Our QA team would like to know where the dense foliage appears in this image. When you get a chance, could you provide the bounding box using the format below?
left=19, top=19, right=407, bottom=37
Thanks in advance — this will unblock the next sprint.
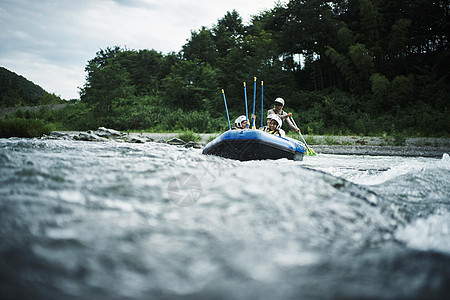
left=2, top=0, right=449, bottom=136
left=0, top=117, right=54, bottom=138
left=0, top=67, right=64, bottom=107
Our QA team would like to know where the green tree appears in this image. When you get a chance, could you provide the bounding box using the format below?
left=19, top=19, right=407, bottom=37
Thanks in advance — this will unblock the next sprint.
left=390, top=75, right=413, bottom=106
left=161, top=60, right=219, bottom=113
left=80, top=60, right=134, bottom=116
left=212, top=10, right=245, bottom=58
left=387, top=18, right=412, bottom=59
left=182, top=27, right=218, bottom=66
left=358, top=0, right=381, bottom=50
left=348, top=43, right=375, bottom=88
left=370, top=73, right=389, bottom=97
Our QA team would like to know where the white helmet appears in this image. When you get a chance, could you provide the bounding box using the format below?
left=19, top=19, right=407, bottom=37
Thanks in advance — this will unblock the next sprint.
left=274, top=97, right=285, bottom=106
left=267, top=114, right=282, bottom=129
left=234, top=115, right=247, bottom=128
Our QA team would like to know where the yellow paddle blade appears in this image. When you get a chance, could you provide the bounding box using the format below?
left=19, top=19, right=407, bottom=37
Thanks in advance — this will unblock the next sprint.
left=307, top=147, right=316, bottom=156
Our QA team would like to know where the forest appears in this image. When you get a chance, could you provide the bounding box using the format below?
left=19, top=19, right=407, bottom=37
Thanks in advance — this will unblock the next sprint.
left=0, top=67, right=63, bottom=107
left=2, top=0, right=449, bottom=137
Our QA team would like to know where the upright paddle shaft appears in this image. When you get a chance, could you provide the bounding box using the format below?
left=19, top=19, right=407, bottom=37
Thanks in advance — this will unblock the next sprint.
left=243, top=82, right=249, bottom=128
left=222, top=89, right=231, bottom=130
left=252, top=77, right=257, bottom=129
left=260, top=81, right=264, bottom=128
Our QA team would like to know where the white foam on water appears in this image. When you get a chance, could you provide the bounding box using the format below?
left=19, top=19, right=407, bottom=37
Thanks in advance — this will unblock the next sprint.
left=395, top=211, right=450, bottom=254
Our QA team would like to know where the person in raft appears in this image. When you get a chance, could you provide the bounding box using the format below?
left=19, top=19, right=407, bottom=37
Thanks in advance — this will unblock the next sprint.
left=267, top=97, right=300, bottom=133
left=261, top=114, right=285, bottom=137
left=233, top=114, right=256, bottom=130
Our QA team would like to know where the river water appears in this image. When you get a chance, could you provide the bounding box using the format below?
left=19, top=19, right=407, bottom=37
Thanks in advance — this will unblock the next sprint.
left=0, top=138, right=449, bottom=299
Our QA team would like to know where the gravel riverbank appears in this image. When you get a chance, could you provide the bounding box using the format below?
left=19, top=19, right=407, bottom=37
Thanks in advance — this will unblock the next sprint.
left=311, top=145, right=448, bottom=157
left=46, top=129, right=449, bottom=158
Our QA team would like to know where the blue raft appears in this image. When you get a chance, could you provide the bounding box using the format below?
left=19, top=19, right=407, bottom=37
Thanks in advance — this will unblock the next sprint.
left=202, top=129, right=307, bottom=161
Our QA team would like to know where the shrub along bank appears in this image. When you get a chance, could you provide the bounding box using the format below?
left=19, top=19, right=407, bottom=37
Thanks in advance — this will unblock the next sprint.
left=0, top=118, right=54, bottom=138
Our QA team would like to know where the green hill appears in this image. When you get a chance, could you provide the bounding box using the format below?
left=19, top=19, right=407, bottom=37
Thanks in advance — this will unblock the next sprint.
left=0, top=67, right=63, bottom=107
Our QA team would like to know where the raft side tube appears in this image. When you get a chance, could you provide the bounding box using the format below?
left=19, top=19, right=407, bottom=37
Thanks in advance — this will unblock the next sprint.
left=203, top=130, right=306, bottom=161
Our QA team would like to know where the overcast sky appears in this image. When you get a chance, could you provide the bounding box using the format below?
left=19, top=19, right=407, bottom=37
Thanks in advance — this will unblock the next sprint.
left=0, top=0, right=280, bottom=99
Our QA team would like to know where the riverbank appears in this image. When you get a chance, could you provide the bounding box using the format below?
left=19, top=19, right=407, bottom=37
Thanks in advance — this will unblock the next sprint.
left=299, top=135, right=450, bottom=157
left=40, top=129, right=450, bottom=158
left=310, top=145, right=448, bottom=157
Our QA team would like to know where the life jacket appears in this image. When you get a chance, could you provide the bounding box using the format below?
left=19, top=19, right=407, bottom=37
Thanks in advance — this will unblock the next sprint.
left=262, top=126, right=281, bottom=136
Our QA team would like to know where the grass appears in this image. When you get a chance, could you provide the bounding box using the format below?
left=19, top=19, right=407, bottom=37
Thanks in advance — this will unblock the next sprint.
left=304, top=135, right=319, bottom=145
left=177, top=131, right=201, bottom=143
left=323, top=136, right=339, bottom=145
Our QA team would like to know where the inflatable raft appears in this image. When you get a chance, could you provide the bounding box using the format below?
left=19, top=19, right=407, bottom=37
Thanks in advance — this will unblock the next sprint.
left=202, top=129, right=307, bottom=161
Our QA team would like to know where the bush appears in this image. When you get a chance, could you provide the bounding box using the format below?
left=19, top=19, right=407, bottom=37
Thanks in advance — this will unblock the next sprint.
left=354, top=113, right=376, bottom=135
left=0, top=118, right=53, bottom=138
left=106, top=102, right=226, bottom=133
left=370, top=73, right=390, bottom=96
left=177, top=131, right=201, bottom=143
left=175, top=110, right=213, bottom=133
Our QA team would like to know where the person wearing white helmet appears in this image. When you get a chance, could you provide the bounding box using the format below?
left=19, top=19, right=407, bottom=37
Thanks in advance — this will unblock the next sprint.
left=233, top=114, right=256, bottom=130
left=261, top=114, right=285, bottom=137
left=267, top=97, right=299, bottom=132
left=233, top=115, right=248, bottom=129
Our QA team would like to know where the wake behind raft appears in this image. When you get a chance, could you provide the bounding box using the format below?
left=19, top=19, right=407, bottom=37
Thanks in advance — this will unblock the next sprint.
left=202, top=129, right=307, bottom=161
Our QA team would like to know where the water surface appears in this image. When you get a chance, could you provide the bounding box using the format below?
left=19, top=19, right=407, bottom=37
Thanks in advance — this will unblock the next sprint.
left=1, top=139, right=449, bottom=299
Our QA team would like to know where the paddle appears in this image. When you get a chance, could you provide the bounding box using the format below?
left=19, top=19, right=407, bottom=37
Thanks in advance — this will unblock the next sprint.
left=260, top=81, right=264, bottom=128
left=243, top=82, right=249, bottom=128
left=252, top=77, right=257, bottom=129
left=289, top=116, right=316, bottom=156
left=222, top=89, right=231, bottom=130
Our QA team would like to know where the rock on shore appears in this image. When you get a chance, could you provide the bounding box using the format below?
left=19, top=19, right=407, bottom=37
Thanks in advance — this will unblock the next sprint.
left=43, top=128, right=204, bottom=148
